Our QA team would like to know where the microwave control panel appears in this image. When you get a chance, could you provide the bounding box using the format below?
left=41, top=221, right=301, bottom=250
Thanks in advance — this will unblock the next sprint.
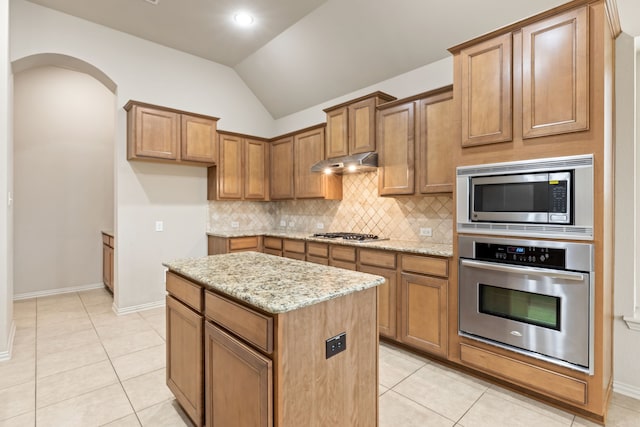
left=475, top=243, right=566, bottom=269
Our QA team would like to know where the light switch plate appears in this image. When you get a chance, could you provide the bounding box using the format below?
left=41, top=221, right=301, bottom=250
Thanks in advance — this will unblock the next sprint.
left=155, top=221, right=164, bottom=232
left=231, top=221, right=239, bottom=228
left=420, top=227, right=432, bottom=237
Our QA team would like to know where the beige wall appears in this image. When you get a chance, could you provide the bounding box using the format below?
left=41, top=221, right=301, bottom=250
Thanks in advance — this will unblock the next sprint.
left=12, top=66, right=114, bottom=296
left=0, top=0, right=13, bottom=357
left=613, top=33, right=640, bottom=397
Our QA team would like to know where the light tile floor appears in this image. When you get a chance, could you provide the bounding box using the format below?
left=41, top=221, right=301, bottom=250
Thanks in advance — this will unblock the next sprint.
left=1, top=288, right=639, bottom=426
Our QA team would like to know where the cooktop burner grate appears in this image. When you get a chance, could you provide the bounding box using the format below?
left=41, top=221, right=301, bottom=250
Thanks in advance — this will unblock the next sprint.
left=312, top=232, right=381, bottom=241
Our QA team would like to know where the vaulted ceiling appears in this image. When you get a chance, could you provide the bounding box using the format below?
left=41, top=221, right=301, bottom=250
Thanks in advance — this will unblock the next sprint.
left=24, top=0, right=640, bottom=118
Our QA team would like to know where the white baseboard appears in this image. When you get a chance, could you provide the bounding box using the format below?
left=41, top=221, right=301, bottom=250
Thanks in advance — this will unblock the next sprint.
left=613, top=381, right=640, bottom=400
left=0, top=321, right=16, bottom=362
left=112, top=299, right=165, bottom=315
left=13, top=282, right=105, bottom=300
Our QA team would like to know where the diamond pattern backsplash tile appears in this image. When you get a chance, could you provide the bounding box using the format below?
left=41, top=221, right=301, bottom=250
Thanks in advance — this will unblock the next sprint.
left=208, top=171, right=453, bottom=244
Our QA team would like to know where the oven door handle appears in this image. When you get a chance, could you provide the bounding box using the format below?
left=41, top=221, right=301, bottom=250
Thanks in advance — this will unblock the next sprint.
left=460, top=259, right=586, bottom=281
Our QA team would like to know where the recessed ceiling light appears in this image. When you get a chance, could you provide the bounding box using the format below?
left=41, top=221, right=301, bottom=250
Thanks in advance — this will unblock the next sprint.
left=233, top=12, right=254, bottom=26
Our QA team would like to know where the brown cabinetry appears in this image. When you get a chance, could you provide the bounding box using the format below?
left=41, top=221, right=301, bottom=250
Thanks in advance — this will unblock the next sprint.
left=324, top=92, right=396, bottom=158
left=377, top=87, right=455, bottom=196
left=166, top=273, right=204, bottom=426
left=101, top=232, right=114, bottom=293
left=208, top=132, right=269, bottom=201
left=454, top=5, right=588, bottom=147
left=283, top=239, right=306, bottom=261
left=204, top=322, right=272, bottom=427
left=208, top=235, right=262, bottom=255
left=125, top=101, right=218, bottom=165
left=269, top=136, right=295, bottom=200
left=270, top=126, right=342, bottom=200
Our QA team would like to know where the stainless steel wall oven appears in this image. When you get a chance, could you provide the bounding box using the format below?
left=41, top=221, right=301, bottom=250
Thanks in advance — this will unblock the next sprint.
left=458, top=235, right=594, bottom=374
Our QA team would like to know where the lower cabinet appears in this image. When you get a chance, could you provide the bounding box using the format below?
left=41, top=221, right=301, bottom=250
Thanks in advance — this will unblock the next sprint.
left=166, top=294, right=204, bottom=426
left=204, top=322, right=272, bottom=427
left=399, top=273, right=448, bottom=357
left=101, top=232, right=114, bottom=293
left=359, top=264, right=397, bottom=340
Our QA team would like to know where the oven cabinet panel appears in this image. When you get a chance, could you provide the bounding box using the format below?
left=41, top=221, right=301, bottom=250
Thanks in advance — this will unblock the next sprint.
left=459, top=343, right=587, bottom=405
left=204, top=322, right=273, bottom=427
left=399, top=273, right=448, bottom=357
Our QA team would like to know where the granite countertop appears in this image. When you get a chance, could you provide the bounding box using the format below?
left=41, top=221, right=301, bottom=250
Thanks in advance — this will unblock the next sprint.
left=163, top=251, right=385, bottom=314
left=206, top=230, right=453, bottom=257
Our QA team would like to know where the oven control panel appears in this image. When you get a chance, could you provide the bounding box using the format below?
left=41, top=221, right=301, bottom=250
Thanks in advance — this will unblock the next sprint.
left=475, top=243, right=566, bottom=269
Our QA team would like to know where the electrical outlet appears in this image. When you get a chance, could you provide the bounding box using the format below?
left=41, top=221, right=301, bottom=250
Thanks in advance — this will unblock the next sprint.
left=280, top=220, right=286, bottom=227
left=325, top=332, right=346, bottom=359
left=420, top=227, right=432, bottom=237
left=288, top=221, right=295, bottom=228
left=316, top=222, right=324, bottom=230
left=155, top=221, right=163, bottom=232
left=231, top=221, right=239, bottom=228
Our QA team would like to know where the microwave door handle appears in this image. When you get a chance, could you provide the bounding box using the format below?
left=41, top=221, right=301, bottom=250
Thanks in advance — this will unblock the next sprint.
left=460, top=259, right=585, bottom=281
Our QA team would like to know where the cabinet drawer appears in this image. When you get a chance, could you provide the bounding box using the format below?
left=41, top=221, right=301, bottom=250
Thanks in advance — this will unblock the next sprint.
left=263, top=248, right=282, bottom=257
left=283, top=239, right=305, bottom=254
left=360, top=249, right=396, bottom=269
left=307, top=242, right=329, bottom=258
left=102, top=234, right=110, bottom=245
left=307, top=255, right=329, bottom=265
left=330, top=260, right=356, bottom=271
left=204, top=291, right=273, bottom=354
left=229, top=236, right=260, bottom=251
left=331, top=245, right=356, bottom=262
left=263, top=237, right=282, bottom=250
left=166, top=272, right=203, bottom=312
left=283, top=251, right=306, bottom=261
left=401, top=255, right=448, bottom=278
left=460, top=343, right=587, bottom=404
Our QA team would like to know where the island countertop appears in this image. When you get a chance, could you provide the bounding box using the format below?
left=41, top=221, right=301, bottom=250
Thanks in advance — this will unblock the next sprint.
left=163, top=251, right=385, bottom=314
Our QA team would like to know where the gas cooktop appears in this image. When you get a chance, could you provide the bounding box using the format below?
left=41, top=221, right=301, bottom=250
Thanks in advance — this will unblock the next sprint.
left=311, top=232, right=388, bottom=242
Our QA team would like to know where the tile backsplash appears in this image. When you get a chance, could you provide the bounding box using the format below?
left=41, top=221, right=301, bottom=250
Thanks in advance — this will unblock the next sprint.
left=207, top=171, right=453, bottom=244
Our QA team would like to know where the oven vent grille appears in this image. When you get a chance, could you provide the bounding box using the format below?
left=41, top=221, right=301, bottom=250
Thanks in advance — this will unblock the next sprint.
left=457, top=154, right=593, bottom=177
left=458, top=222, right=593, bottom=240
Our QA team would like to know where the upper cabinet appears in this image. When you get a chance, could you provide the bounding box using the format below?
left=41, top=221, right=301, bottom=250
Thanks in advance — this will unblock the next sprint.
left=270, top=126, right=342, bottom=201
left=521, top=7, right=589, bottom=138
left=324, top=92, right=396, bottom=158
left=452, top=5, right=589, bottom=148
left=269, top=136, right=295, bottom=200
left=208, top=131, right=269, bottom=201
left=460, top=33, right=512, bottom=147
left=377, top=87, right=455, bottom=196
left=125, top=101, right=218, bottom=165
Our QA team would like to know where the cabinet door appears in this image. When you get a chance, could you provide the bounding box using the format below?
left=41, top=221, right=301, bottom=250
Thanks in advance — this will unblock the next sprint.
left=167, top=296, right=204, bottom=426
left=131, top=106, right=179, bottom=159
left=244, top=139, right=268, bottom=200
left=359, top=264, right=397, bottom=340
left=294, top=127, right=325, bottom=199
left=418, top=93, right=455, bottom=194
left=181, top=114, right=217, bottom=163
left=460, top=33, right=512, bottom=147
left=399, top=273, right=448, bottom=357
left=522, top=7, right=588, bottom=138
left=218, top=133, right=244, bottom=200
left=102, top=243, right=113, bottom=292
left=349, top=97, right=377, bottom=154
left=325, top=107, right=349, bottom=158
left=269, top=137, right=295, bottom=200
left=377, top=101, right=415, bottom=196
left=204, top=322, right=272, bottom=427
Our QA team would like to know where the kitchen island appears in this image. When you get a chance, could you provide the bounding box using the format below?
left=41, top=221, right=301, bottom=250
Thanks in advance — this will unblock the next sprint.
left=163, top=251, right=385, bottom=427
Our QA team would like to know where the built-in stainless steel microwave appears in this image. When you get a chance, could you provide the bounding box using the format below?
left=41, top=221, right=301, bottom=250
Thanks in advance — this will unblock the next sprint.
left=456, top=154, right=594, bottom=240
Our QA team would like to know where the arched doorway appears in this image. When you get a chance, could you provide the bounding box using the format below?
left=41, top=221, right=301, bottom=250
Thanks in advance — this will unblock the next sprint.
left=12, top=53, right=116, bottom=298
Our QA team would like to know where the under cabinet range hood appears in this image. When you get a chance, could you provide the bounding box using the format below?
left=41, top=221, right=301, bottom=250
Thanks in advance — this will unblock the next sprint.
left=310, top=152, right=378, bottom=174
